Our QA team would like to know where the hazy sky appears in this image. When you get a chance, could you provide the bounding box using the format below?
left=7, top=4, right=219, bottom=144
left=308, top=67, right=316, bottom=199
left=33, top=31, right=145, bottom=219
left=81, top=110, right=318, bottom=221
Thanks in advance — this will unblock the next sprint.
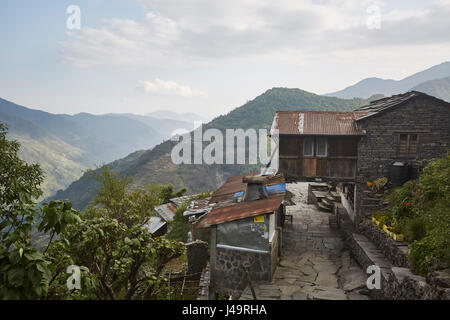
left=0, top=0, right=449, bottom=119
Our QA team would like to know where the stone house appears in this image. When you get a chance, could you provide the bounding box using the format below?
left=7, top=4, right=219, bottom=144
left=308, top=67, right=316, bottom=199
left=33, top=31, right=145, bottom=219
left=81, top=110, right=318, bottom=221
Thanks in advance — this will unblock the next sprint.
left=195, top=173, right=285, bottom=297
left=273, top=91, right=450, bottom=224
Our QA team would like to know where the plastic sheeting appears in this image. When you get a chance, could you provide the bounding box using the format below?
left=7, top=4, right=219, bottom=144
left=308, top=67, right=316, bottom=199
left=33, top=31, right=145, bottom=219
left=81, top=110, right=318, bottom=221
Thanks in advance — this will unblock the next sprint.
left=217, top=215, right=269, bottom=251
left=233, top=183, right=286, bottom=198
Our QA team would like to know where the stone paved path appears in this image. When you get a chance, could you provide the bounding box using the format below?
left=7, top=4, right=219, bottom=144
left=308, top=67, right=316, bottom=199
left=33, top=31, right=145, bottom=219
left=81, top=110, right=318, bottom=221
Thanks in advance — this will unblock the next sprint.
left=240, top=182, right=369, bottom=300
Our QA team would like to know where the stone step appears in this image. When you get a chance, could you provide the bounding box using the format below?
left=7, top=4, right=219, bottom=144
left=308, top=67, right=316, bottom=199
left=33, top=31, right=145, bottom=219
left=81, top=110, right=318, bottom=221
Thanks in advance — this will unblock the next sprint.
left=321, top=197, right=334, bottom=208
left=310, top=183, right=329, bottom=192
left=361, top=204, right=382, bottom=210
left=325, top=194, right=340, bottom=203
left=317, top=202, right=333, bottom=212
left=312, top=191, right=327, bottom=199
left=362, top=198, right=382, bottom=205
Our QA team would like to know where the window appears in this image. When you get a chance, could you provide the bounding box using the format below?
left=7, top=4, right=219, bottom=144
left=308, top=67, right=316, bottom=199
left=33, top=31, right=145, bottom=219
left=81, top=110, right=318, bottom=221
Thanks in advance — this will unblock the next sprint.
left=316, top=137, right=328, bottom=157
left=217, top=216, right=269, bottom=252
left=397, top=133, right=419, bottom=158
left=303, top=137, right=314, bottom=156
left=303, top=137, right=328, bottom=157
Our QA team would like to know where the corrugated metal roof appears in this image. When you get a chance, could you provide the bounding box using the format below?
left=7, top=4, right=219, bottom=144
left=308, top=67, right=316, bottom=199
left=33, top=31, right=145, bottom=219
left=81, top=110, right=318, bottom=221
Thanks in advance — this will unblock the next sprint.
left=154, top=203, right=177, bottom=222
left=145, top=216, right=167, bottom=234
left=273, top=111, right=370, bottom=135
left=210, top=173, right=285, bottom=203
left=183, top=197, right=212, bottom=217
left=169, top=196, right=191, bottom=208
left=196, top=195, right=284, bottom=228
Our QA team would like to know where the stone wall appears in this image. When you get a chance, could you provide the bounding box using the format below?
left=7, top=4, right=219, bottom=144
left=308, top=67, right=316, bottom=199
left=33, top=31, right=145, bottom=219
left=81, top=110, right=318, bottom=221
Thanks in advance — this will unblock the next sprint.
left=211, top=246, right=271, bottom=296
left=186, top=240, right=209, bottom=277
left=355, top=95, right=450, bottom=223
left=358, top=220, right=410, bottom=268
left=197, top=263, right=210, bottom=300
left=345, top=232, right=450, bottom=300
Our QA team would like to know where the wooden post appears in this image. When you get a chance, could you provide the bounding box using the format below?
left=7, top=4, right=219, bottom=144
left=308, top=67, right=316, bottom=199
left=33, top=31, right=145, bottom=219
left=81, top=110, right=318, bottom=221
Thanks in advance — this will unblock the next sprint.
left=168, top=271, right=172, bottom=299
left=181, top=271, right=186, bottom=296
left=243, top=266, right=257, bottom=300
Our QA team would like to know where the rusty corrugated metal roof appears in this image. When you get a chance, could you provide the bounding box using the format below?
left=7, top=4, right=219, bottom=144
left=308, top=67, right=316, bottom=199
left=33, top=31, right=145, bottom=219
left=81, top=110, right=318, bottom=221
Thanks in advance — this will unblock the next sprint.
left=196, top=195, right=284, bottom=228
left=154, top=203, right=177, bottom=222
left=210, top=173, right=285, bottom=203
left=273, top=111, right=371, bottom=135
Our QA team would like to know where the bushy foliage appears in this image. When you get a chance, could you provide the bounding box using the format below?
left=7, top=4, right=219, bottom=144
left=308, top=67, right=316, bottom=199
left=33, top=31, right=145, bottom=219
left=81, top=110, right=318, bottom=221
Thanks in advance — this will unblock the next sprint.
left=166, top=203, right=189, bottom=243
left=46, top=167, right=185, bottom=300
left=1, top=126, right=187, bottom=300
left=0, top=124, right=79, bottom=299
left=383, top=154, right=450, bottom=275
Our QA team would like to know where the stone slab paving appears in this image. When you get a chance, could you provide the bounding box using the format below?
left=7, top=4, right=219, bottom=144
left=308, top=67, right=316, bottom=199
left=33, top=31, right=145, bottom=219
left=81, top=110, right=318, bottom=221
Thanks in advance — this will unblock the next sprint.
left=240, top=182, right=369, bottom=301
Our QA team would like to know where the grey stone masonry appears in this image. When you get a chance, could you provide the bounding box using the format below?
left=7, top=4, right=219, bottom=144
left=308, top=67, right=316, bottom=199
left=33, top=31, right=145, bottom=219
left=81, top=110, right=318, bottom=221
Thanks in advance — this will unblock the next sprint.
left=346, top=232, right=449, bottom=300
left=355, top=94, right=450, bottom=223
left=186, top=240, right=209, bottom=278
left=358, top=220, right=410, bottom=268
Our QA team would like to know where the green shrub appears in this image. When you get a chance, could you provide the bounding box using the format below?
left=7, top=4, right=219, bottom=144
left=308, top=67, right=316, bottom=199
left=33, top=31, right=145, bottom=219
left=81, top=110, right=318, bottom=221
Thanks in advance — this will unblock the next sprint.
left=383, top=155, right=450, bottom=275
left=166, top=202, right=189, bottom=242
left=409, top=233, right=450, bottom=276
left=404, top=218, right=427, bottom=242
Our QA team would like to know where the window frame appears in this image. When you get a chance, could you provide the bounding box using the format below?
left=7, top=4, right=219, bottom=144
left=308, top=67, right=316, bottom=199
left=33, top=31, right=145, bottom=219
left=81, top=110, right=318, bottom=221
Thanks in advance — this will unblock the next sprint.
left=315, top=137, right=328, bottom=157
left=303, top=137, right=314, bottom=157
left=397, top=133, right=419, bottom=159
left=302, top=136, right=328, bottom=157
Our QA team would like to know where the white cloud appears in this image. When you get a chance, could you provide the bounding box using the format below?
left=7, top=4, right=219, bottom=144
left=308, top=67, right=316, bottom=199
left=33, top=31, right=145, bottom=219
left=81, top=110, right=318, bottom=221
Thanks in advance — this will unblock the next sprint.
left=137, top=79, right=206, bottom=97
left=59, top=0, right=450, bottom=68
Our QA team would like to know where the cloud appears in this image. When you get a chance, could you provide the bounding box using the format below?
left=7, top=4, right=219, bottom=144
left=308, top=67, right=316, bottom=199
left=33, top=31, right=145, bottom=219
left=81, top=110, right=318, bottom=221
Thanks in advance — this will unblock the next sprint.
left=137, top=79, right=206, bottom=97
left=60, top=0, right=450, bottom=67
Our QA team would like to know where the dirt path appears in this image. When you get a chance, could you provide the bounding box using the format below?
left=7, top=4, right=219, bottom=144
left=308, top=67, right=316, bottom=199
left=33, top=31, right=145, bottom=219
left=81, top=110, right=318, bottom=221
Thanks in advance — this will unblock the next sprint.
left=240, top=182, right=369, bottom=300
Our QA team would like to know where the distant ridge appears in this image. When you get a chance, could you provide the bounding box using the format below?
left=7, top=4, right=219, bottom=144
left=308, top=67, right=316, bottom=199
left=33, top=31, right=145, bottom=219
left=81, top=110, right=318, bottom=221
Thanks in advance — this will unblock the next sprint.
left=0, top=98, right=194, bottom=198
left=47, top=87, right=368, bottom=210
left=411, top=76, right=450, bottom=103
left=326, top=61, right=450, bottom=99
left=147, top=109, right=210, bottom=123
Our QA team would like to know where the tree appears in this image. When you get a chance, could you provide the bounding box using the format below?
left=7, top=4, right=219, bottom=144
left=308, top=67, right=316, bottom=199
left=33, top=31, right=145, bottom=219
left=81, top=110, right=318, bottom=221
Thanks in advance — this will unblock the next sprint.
left=0, top=124, right=78, bottom=299
left=47, top=167, right=185, bottom=300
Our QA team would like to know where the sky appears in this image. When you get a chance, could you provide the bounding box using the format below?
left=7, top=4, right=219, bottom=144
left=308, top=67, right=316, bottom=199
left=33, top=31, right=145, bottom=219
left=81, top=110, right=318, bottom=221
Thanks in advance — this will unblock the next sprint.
left=0, top=0, right=449, bottom=119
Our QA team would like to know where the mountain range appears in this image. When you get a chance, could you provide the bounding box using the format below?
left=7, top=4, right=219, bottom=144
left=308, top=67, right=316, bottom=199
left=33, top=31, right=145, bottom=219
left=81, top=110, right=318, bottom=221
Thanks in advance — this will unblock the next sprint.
left=326, top=61, right=450, bottom=100
left=147, top=110, right=210, bottom=123
left=0, top=99, right=197, bottom=198
left=46, top=88, right=368, bottom=210
left=4, top=61, right=450, bottom=208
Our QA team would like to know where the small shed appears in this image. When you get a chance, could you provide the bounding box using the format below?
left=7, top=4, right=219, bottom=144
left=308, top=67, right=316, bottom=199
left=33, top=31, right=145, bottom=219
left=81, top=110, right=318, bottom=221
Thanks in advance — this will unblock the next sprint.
left=196, top=173, right=285, bottom=297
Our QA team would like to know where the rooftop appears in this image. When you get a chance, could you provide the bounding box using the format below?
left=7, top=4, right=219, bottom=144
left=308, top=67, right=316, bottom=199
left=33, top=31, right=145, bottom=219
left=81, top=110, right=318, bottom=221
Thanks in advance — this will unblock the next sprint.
left=154, top=203, right=177, bottom=222
left=272, top=111, right=370, bottom=136
left=210, top=172, right=285, bottom=203
left=196, top=195, right=284, bottom=228
left=354, top=91, right=421, bottom=120
left=145, top=216, right=167, bottom=235
left=197, top=173, right=286, bottom=228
